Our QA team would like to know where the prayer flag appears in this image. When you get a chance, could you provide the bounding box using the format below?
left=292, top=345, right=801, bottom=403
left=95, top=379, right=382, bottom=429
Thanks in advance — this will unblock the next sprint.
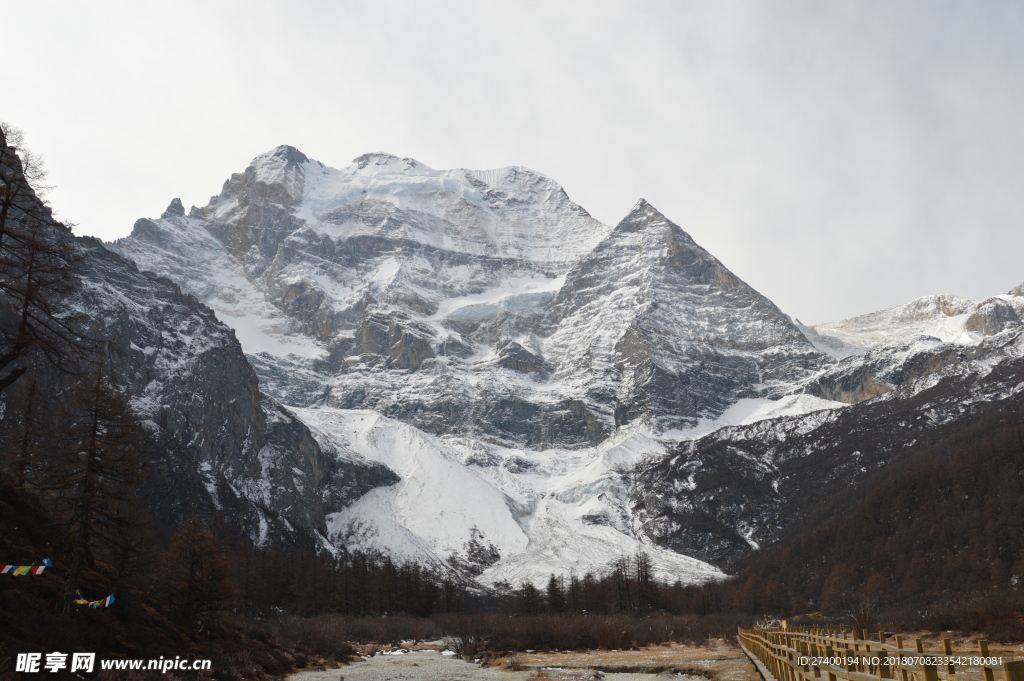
left=75, top=593, right=116, bottom=608
left=2, top=563, right=49, bottom=575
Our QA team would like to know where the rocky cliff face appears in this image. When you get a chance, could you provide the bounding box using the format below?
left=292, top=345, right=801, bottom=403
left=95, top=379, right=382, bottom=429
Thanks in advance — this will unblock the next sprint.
left=68, top=238, right=396, bottom=545
left=0, top=135, right=394, bottom=549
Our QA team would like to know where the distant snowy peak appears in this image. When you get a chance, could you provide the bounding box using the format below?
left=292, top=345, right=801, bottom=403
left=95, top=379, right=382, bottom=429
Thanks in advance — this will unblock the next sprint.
left=813, top=293, right=1024, bottom=348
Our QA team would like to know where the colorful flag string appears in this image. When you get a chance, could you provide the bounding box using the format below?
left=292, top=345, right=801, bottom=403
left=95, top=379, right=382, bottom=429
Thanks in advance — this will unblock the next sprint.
left=75, top=593, right=115, bottom=608
left=1, top=564, right=46, bottom=575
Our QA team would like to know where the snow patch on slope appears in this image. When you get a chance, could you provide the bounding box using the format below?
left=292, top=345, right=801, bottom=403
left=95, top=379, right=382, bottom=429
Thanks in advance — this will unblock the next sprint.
left=111, top=212, right=326, bottom=360
left=430, top=274, right=565, bottom=322
left=295, top=408, right=530, bottom=568
left=663, top=394, right=848, bottom=441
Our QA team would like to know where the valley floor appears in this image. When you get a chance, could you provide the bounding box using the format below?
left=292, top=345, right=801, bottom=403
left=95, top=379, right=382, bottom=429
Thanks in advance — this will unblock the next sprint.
left=288, top=642, right=756, bottom=681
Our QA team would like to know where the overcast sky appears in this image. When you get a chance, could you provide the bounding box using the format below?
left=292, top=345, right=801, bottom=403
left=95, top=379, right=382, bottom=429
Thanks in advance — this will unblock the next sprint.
left=5, top=1, right=1024, bottom=324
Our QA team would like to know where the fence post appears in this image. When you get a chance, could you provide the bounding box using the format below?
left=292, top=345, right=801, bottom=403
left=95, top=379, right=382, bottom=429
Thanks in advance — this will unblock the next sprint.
left=825, top=644, right=838, bottom=681
left=1002, top=660, right=1024, bottom=681
left=979, top=640, right=995, bottom=681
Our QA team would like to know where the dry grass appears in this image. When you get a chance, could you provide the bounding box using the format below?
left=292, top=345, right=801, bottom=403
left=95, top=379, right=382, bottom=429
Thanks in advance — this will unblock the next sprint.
left=440, top=613, right=743, bottom=655
left=496, top=640, right=758, bottom=681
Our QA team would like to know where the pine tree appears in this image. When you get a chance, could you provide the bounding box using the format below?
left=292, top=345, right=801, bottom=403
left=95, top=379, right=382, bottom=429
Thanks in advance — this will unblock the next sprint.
left=546, top=573, right=566, bottom=613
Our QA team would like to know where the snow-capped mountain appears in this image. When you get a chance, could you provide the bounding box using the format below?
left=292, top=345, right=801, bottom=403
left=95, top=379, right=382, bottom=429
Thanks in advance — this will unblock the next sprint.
left=107, top=144, right=1024, bottom=584
left=113, top=146, right=826, bottom=446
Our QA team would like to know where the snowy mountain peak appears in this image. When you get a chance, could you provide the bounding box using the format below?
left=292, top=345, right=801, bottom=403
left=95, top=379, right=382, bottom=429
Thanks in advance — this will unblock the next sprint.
left=610, top=200, right=708, bottom=266
left=613, top=198, right=663, bottom=232
left=261, top=144, right=310, bottom=165
left=1010, top=281, right=1024, bottom=297
left=352, top=151, right=423, bottom=171
left=542, top=198, right=819, bottom=433
left=623, top=197, right=662, bottom=220
left=161, top=197, right=185, bottom=218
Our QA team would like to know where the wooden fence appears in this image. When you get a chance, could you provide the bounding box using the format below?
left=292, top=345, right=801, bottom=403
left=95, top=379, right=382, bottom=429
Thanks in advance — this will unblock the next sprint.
left=738, top=626, right=1024, bottom=681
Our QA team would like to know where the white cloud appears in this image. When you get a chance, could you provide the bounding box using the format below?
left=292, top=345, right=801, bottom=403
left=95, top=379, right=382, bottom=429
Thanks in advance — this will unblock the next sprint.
left=4, top=0, right=1024, bottom=323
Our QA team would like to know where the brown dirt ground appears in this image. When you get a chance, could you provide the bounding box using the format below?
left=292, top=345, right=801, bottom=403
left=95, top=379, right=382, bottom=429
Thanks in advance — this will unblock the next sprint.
left=492, top=640, right=759, bottom=681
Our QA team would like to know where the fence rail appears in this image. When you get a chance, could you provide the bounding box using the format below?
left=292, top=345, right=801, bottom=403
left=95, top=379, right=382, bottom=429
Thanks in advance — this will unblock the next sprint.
left=738, top=626, right=1024, bottom=681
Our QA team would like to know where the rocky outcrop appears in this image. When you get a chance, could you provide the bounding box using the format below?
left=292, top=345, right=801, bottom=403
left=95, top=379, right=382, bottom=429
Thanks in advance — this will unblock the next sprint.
left=495, top=340, right=548, bottom=377
left=964, top=297, right=1021, bottom=335
left=350, top=310, right=436, bottom=369
left=806, top=364, right=891, bottom=403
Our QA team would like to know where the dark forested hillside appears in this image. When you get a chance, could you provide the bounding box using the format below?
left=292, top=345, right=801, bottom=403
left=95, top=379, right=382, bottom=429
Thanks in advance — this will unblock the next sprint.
left=666, top=392, right=1024, bottom=636
left=631, top=341, right=1024, bottom=570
